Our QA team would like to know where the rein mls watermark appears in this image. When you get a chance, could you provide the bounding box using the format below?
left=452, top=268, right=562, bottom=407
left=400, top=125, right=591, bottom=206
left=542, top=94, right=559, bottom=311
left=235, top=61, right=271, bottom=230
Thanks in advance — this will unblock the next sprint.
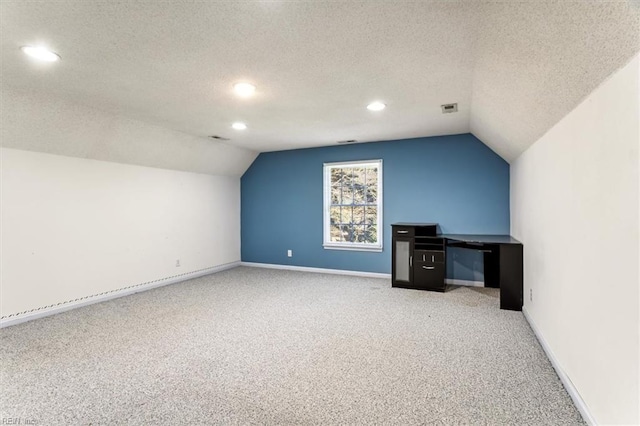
left=1, top=419, right=38, bottom=425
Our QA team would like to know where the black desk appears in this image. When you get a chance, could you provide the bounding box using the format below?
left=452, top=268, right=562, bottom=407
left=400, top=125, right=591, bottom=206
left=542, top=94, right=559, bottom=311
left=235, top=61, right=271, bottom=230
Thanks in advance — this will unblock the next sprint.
left=443, top=234, right=523, bottom=311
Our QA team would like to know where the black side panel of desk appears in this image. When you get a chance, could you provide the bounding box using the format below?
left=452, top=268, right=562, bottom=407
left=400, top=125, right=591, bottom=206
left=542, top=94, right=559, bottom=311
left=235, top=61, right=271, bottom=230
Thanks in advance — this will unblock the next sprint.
left=483, top=246, right=500, bottom=288
left=499, top=244, right=523, bottom=311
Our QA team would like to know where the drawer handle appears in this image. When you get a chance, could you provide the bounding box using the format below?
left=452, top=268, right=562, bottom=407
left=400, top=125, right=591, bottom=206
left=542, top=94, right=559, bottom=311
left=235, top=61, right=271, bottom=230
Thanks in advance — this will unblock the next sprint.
left=397, top=230, right=409, bottom=234
left=422, top=266, right=435, bottom=270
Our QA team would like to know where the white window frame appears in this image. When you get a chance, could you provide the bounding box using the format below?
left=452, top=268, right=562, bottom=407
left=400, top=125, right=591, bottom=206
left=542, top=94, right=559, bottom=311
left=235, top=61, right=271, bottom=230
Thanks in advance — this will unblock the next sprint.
left=323, top=159, right=383, bottom=252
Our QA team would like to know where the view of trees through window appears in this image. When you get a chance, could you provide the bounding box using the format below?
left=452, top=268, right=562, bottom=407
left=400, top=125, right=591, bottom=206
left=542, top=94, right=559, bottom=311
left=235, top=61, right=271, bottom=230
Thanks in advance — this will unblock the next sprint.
left=329, top=165, right=379, bottom=244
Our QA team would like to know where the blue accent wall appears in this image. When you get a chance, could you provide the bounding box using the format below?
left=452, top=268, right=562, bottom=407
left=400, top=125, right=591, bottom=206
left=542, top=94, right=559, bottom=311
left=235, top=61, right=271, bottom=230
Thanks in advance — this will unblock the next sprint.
left=241, top=134, right=509, bottom=281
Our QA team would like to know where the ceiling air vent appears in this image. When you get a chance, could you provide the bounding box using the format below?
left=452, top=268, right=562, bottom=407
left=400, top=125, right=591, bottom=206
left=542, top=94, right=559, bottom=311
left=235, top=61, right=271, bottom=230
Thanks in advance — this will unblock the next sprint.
left=209, top=135, right=230, bottom=141
left=441, top=103, right=458, bottom=114
left=337, top=139, right=358, bottom=144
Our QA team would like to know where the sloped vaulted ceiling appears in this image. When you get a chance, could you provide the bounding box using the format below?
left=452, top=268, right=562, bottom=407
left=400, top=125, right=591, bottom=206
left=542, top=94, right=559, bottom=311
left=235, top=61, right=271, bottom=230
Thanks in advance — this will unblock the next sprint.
left=0, top=0, right=638, bottom=174
left=470, top=1, right=640, bottom=160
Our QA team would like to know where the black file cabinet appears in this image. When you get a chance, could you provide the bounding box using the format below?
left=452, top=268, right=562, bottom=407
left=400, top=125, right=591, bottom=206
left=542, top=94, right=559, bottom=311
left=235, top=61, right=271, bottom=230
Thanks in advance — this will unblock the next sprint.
left=392, top=223, right=446, bottom=292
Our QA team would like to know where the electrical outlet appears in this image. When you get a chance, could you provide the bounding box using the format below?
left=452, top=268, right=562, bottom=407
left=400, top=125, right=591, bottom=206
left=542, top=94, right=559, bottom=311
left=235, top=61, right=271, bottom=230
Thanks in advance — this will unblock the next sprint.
left=287, top=250, right=292, bottom=257
left=530, top=288, right=532, bottom=302
left=176, top=259, right=180, bottom=267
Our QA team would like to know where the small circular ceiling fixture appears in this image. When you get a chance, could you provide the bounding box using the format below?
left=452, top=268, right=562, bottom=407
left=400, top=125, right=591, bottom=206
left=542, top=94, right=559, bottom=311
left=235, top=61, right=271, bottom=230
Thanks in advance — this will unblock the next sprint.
left=233, top=82, right=256, bottom=98
left=232, top=122, right=247, bottom=130
left=20, top=45, right=61, bottom=62
left=367, top=101, right=386, bottom=111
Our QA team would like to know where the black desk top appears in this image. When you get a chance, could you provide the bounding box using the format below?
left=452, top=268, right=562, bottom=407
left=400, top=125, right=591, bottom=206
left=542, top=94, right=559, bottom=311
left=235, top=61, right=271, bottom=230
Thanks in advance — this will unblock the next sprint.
left=392, top=222, right=438, bottom=227
left=442, top=234, right=522, bottom=245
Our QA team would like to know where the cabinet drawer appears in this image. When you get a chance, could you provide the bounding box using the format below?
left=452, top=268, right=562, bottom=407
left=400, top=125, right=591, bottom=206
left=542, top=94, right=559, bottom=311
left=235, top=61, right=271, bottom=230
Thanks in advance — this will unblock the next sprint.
left=414, top=250, right=444, bottom=264
left=393, top=226, right=414, bottom=237
left=413, top=263, right=445, bottom=291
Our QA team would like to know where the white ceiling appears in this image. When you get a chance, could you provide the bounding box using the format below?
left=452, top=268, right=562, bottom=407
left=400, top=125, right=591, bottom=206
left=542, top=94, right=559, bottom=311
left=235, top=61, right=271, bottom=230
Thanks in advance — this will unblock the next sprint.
left=470, top=1, right=640, bottom=160
left=1, top=1, right=639, bottom=166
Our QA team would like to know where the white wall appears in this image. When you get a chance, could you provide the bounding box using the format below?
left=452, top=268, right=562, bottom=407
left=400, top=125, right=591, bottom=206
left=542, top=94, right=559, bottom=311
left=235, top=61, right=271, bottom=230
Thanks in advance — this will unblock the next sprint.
left=1, top=147, right=241, bottom=317
left=511, top=54, right=639, bottom=425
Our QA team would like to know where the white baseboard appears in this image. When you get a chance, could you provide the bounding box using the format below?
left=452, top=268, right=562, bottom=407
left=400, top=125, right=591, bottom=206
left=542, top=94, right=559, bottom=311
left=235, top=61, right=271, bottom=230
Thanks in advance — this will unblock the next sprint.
left=2, top=261, right=483, bottom=328
left=240, top=262, right=485, bottom=288
left=523, top=307, right=595, bottom=425
left=240, top=262, right=391, bottom=279
left=0, top=261, right=240, bottom=329
left=445, top=278, right=484, bottom=287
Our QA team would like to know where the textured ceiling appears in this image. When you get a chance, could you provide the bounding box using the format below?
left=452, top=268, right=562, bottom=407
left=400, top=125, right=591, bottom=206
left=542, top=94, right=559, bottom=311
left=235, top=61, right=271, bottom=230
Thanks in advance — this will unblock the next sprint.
left=1, top=87, right=258, bottom=177
left=1, top=1, right=639, bottom=168
left=470, top=1, right=640, bottom=160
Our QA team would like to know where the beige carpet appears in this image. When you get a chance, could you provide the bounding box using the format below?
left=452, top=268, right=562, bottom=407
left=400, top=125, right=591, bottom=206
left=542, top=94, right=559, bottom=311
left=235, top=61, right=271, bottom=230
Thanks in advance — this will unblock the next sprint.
left=1, top=267, right=583, bottom=424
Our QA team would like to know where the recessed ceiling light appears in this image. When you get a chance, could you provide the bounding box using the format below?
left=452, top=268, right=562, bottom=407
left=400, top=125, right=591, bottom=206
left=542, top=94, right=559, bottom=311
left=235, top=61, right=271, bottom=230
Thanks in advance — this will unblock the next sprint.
left=233, top=82, right=256, bottom=98
left=367, top=101, right=386, bottom=111
left=232, top=122, right=247, bottom=130
left=20, top=45, right=61, bottom=62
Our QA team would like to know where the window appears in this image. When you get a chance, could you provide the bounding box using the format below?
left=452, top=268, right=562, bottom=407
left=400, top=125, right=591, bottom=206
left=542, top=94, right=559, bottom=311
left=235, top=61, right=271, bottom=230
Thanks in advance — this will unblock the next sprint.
left=323, top=159, right=382, bottom=251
